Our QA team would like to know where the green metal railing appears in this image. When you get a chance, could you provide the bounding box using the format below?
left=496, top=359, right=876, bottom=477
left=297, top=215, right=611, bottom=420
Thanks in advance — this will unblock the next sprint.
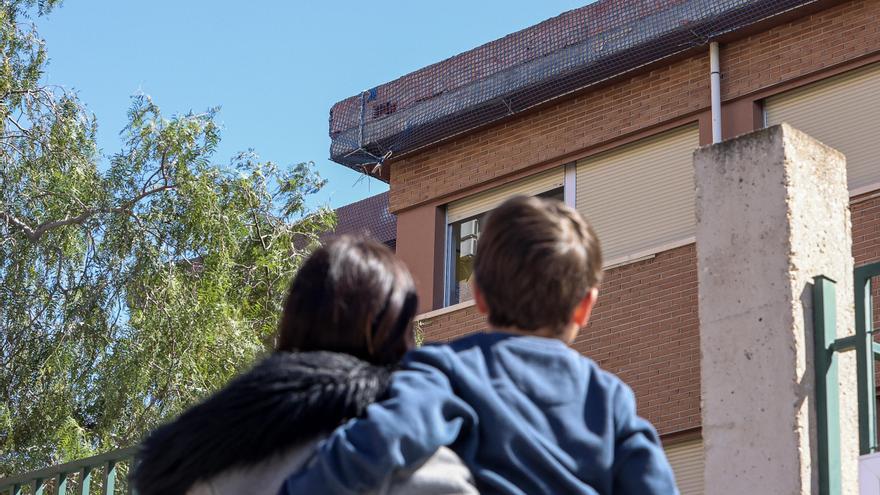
left=0, top=447, right=136, bottom=495
left=854, top=261, right=880, bottom=454
left=813, top=261, right=880, bottom=495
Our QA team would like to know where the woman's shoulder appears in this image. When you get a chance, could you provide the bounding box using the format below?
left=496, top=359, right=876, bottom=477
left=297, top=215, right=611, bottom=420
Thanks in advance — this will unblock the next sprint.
left=190, top=438, right=323, bottom=495
left=387, top=446, right=478, bottom=495
left=134, top=351, right=390, bottom=495
left=193, top=443, right=477, bottom=495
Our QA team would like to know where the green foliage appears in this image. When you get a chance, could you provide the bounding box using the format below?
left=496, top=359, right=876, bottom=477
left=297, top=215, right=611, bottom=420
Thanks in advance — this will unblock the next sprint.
left=0, top=1, right=335, bottom=475
left=413, top=320, right=425, bottom=347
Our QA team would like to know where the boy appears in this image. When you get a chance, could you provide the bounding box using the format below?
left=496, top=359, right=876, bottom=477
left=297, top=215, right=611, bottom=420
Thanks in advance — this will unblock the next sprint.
left=281, top=196, right=678, bottom=494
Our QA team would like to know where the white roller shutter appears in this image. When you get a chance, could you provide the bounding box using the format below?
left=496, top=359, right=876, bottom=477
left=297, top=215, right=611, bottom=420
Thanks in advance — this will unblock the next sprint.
left=665, top=438, right=704, bottom=495
left=765, top=62, right=880, bottom=194
left=446, top=167, right=564, bottom=223
left=575, top=125, right=699, bottom=262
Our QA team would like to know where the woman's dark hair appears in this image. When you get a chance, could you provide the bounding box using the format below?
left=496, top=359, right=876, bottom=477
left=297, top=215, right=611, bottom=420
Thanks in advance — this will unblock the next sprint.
left=276, top=236, right=419, bottom=365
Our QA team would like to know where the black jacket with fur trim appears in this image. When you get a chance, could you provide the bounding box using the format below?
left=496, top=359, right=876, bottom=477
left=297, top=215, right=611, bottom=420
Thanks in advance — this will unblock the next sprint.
left=131, top=351, right=390, bottom=495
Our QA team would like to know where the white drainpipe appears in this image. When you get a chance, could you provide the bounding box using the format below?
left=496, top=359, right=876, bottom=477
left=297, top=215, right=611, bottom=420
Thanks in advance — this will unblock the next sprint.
left=710, top=41, right=722, bottom=144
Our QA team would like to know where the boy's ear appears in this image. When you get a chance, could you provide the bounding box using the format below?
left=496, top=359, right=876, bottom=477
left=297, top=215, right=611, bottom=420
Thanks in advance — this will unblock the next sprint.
left=572, top=287, right=599, bottom=328
left=471, top=279, right=490, bottom=315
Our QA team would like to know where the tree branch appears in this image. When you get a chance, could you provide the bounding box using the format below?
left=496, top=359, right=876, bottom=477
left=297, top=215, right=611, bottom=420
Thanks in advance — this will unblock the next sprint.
left=1, top=211, right=37, bottom=239
left=123, top=183, right=175, bottom=210
left=2, top=184, right=176, bottom=242
left=5, top=114, right=30, bottom=136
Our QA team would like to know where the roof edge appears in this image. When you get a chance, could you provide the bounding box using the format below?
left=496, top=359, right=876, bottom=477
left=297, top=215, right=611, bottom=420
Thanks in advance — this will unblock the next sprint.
left=329, top=0, right=831, bottom=174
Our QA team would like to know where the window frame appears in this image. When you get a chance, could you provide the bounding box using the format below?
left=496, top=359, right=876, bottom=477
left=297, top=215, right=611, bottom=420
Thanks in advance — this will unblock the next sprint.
left=443, top=211, right=486, bottom=308
left=443, top=183, right=566, bottom=307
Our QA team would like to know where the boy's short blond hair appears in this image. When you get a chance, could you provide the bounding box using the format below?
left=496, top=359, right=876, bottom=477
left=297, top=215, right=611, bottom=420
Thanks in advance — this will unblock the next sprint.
left=473, top=195, right=603, bottom=334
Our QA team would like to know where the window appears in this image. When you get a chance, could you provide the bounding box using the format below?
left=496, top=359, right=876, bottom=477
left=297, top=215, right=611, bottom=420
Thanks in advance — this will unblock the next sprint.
left=574, top=125, right=699, bottom=263
left=664, top=438, right=704, bottom=495
left=447, top=214, right=482, bottom=305
left=446, top=187, right=564, bottom=306
left=765, top=62, right=880, bottom=194
left=442, top=126, right=701, bottom=307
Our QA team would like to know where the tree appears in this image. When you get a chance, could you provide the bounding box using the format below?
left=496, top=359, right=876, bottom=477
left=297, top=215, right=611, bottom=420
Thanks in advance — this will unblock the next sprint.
left=0, top=1, right=335, bottom=474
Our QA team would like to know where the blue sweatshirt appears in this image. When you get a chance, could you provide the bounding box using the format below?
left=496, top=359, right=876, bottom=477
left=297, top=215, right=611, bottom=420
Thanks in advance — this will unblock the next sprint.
left=280, top=332, right=678, bottom=494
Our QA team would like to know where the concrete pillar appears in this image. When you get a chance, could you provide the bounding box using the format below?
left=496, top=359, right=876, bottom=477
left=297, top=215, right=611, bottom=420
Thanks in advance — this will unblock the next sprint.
left=695, top=124, right=857, bottom=494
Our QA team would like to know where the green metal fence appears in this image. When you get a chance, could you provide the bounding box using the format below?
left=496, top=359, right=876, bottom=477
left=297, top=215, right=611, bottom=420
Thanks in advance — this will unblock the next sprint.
left=854, top=261, right=880, bottom=454
left=0, top=447, right=136, bottom=495
left=813, top=260, right=880, bottom=495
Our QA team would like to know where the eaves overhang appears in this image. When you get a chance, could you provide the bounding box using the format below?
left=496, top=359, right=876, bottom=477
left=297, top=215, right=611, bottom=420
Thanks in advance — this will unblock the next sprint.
left=328, top=0, right=836, bottom=179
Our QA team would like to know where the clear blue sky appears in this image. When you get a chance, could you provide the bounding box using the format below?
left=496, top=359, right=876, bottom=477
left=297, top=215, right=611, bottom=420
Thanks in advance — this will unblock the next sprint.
left=37, top=1, right=589, bottom=210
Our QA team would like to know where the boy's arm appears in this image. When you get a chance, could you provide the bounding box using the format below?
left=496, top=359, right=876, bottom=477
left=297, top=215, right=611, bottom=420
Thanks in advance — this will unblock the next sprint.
left=279, top=347, right=477, bottom=495
left=611, top=382, right=680, bottom=495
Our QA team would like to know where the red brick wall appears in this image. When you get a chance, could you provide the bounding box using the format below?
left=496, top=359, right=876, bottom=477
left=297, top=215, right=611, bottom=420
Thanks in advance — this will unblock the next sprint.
left=853, top=193, right=880, bottom=267
left=416, top=304, right=483, bottom=344
left=722, top=0, right=880, bottom=101
left=575, top=244, right=699, bottom=435
left=418, top=243, right=700, bottom=436
left=389, top=0, right=880, bottom=213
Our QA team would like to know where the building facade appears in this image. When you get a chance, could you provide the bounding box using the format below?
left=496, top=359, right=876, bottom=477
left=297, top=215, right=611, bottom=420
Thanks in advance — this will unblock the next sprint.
left=328, top=1, right=880, bottom=493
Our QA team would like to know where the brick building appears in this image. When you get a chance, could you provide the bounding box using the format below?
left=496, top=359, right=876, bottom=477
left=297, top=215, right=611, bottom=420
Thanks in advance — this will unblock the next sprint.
left=327, top=1, right=880, bottom=492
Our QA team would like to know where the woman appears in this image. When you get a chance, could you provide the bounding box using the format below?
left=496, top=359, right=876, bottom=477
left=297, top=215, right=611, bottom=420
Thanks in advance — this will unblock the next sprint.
left=132, top=237, right=476, bottom=495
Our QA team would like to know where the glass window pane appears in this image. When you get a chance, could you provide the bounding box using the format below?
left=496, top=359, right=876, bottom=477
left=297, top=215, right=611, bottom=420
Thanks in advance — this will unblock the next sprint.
left=449, top=214, right=481, bottom=305
left=445, top=187, right=564, bottom=306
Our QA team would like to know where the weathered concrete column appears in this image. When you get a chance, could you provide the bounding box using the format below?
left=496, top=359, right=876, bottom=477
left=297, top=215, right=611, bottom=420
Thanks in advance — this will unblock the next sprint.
left=695, top=124, right=857, bottom=494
